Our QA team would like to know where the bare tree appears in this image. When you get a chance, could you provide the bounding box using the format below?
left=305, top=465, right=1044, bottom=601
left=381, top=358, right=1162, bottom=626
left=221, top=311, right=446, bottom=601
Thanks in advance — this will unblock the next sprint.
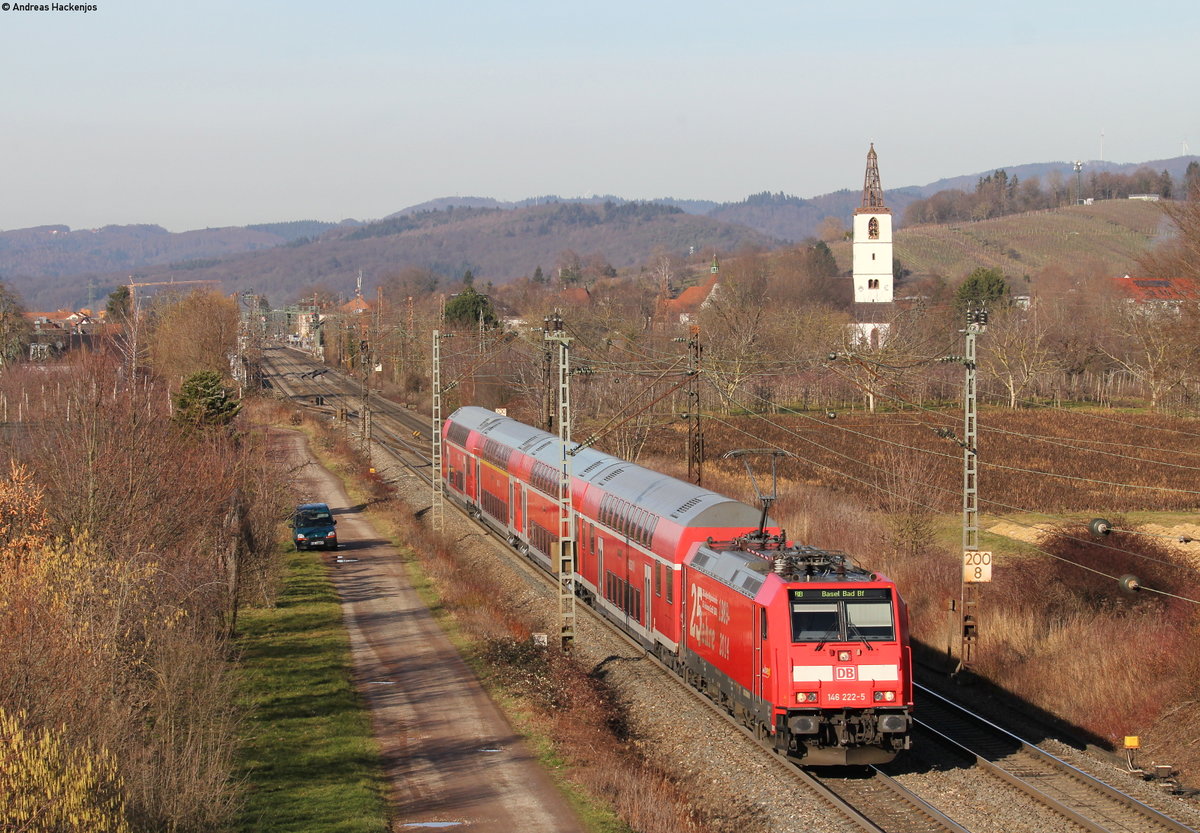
left=147, top=290, right=239, bottom=387
left=1099, top=300, right=1198, bottom=408
left=1139, top=198, right=1200, bottom=282
left=0, top=283, right=31, bottom=366
left=977, top=304, right=1061, bottom=407
left=698, top=252, right=772, bottom=410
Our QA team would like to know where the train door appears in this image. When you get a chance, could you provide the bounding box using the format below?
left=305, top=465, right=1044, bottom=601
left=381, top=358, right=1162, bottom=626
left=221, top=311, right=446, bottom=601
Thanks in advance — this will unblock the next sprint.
left=644, top=564, right=652, bottom=631
left=753, top=606, right=765, bottom=701
left=597, top=537, right=605, bottom=604
left=508, top=481, right=514, bottom=528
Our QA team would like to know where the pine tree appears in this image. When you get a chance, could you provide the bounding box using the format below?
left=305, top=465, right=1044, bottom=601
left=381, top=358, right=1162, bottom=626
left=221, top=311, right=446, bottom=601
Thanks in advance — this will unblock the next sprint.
left=173, top=371, right=241, bottom=427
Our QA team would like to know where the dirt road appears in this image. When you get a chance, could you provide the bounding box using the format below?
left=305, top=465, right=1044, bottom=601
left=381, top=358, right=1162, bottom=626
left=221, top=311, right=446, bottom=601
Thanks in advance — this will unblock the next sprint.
left=279, top=430, right=583, bottom=832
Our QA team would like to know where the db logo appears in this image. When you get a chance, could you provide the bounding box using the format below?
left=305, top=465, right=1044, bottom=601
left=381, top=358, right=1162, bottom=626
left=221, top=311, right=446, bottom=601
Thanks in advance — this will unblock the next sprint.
left=835, top=666, right=857, bottom=681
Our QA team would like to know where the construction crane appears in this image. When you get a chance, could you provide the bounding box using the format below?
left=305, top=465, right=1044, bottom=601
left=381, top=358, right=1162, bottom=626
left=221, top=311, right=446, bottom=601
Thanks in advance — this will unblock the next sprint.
left=126, top=279, right=220, bottom=310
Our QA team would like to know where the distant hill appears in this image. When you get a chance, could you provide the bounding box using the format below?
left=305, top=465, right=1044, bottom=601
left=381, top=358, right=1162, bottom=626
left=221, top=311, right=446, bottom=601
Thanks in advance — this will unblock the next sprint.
left=918, top=156, right=1200, bottom=197
left=389, top=195, right=723, bottom=217
left=389, top=190, right=927, bottom=243
left=0, top=223, right=291, bottom=281
left=827, top=198, right=1168, bottom=283
left=706, top=187, right=924, bottom=242
left=17, top=201, right=777, bottom=309
left=3, top=155, right=1193, bottom=309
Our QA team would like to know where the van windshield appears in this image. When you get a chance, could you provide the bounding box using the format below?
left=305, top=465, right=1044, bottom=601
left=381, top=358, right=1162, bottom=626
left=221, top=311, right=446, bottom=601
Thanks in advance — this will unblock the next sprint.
left=298, top=512, right=332, bottom=525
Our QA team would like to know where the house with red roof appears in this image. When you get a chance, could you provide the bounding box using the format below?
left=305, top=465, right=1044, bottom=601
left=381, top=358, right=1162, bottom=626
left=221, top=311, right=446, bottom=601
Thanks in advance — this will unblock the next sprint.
left=1110, top=275, right=1198, bottom=305
left=658, top=257, right=721, bottom=325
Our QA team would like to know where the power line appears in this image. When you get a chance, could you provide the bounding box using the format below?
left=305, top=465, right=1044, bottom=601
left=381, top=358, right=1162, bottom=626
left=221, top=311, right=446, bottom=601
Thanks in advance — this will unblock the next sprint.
left=702, top=384, right=1200, bottom=579
left=824, top=360, right=1200, bottom=485
left=701, top=412, right=950, bottom=518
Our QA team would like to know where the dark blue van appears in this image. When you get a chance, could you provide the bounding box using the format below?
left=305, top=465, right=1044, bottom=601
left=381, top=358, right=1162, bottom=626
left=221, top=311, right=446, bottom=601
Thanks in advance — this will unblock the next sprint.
left=292, top=502, right=338, bottom=550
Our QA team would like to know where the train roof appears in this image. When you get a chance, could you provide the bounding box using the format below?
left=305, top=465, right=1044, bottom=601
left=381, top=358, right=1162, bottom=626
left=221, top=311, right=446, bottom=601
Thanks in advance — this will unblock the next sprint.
left=690, top=542, right=885, bottom=599
left=447, top=406, right=764, bottom=529
left=689, top=546, right=772, bottom=599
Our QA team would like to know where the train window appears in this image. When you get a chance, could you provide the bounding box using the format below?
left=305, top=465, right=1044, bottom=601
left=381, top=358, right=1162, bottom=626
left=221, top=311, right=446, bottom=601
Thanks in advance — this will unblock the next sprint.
left=655, top=562, right=662, bottom=597
left=791, top=602, right=840, bottom=643
left=760, top=608, right=768, bottom=641
left=665, top=569, right=673, bottom=604
left=845, top=600, right=895, bottom=641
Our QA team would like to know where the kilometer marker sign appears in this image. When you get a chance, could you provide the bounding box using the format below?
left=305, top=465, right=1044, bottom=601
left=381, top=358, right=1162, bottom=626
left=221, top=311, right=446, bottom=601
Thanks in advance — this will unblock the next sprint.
left=963, top=550, right=993, bottom=583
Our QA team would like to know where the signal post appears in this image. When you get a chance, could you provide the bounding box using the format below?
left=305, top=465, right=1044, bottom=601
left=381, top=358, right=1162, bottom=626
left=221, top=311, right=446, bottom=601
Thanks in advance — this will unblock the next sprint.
left=958, top=306, right=990, bottom=675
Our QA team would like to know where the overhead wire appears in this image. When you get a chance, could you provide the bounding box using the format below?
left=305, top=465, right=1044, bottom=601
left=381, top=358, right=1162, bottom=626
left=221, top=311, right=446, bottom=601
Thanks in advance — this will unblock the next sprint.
left=441, top=318, right=1200, bottom=583
left=701, top=411, right=953, bottom=518
left=704, top=380, right=1200, bottom=583
left=702, top=379, right=961, bottom=509
left=823, top=355, right=1200, bottom=483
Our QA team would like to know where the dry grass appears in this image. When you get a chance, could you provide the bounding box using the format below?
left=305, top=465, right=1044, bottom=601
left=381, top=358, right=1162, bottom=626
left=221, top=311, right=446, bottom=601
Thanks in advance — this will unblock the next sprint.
left=975, top=522, right=1200, bottom=742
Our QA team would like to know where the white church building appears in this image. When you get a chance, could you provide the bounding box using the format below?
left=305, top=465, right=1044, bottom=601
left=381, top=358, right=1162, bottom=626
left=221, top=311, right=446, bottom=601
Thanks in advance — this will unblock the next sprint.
left=851, top=144, right=894, bottom=347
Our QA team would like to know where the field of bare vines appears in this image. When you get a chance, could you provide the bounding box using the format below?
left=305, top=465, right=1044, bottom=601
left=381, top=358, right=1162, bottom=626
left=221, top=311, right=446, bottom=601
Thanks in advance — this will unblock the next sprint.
left=646, top=407, right=1200, bottom=514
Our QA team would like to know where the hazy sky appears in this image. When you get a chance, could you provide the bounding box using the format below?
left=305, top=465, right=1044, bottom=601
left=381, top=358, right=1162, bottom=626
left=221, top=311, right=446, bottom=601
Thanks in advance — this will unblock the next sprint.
left=2, top=0, right=1195, bottom=232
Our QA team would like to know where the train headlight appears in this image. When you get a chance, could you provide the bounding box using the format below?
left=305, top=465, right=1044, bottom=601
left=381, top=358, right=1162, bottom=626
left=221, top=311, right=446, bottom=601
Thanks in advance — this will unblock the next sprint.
left=837, top=650, right=851, bottom=662
left=796, top=692, right=818, bottom=704
left=873, top=691, right=896, bottom=703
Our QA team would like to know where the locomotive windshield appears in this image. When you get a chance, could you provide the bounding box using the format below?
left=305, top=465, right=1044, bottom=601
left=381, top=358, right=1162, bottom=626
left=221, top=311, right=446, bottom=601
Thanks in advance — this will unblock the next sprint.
left=789, top=588, right=895, bottom=643
left=845, top=599, right=895, bottom=641
left=791, top=602, right=839, bottom=642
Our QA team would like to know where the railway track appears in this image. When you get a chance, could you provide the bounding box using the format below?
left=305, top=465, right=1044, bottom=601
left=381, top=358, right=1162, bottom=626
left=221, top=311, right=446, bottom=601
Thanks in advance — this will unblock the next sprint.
left=912, top=684, right=1197, bottom=833
left=259, top=344, right=1199, bottom=833
left=261, top=346, right=971, bottom=832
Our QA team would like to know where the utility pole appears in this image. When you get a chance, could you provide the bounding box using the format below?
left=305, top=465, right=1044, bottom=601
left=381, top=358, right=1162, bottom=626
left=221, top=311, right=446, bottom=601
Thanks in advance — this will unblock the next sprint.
left=543, top=313, right=576, bottom=649
left=957, top=305, right=991, bottom=675
left=359, top=337, right=372, bottom=459
left=431, top=329, right=448, bottom=533
left=686, top=325, right=704, bottom=486
left=541, top=330, right=555, bottom=433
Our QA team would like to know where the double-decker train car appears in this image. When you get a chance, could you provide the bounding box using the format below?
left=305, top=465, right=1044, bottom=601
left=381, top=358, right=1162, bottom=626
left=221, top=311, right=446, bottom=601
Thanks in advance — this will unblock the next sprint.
left=442, top=405, right=912, bottom=765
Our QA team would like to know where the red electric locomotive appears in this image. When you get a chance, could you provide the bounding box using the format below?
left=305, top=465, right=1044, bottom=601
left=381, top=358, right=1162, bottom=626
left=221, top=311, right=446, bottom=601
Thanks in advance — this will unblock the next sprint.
left=442, top=406, right=912, bottom=765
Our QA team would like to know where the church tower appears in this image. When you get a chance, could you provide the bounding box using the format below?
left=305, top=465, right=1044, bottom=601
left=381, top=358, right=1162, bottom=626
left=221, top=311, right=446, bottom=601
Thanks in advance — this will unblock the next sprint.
left=852, top=144, right=893, bottom=304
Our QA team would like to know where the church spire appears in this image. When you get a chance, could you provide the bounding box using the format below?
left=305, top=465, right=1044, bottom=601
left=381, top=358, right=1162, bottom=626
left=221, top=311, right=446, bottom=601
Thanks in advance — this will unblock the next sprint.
left=856, top=143, right=890, bottom=214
